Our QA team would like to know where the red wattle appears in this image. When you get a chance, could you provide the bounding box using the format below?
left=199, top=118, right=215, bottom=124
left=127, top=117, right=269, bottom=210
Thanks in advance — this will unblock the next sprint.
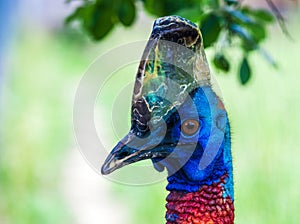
left=166, top=175, right=234, bottom=224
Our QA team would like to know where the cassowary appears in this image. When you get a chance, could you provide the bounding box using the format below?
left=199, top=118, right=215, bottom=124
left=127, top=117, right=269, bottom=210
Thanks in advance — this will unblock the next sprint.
left=102, top=16, right=234, bottom=224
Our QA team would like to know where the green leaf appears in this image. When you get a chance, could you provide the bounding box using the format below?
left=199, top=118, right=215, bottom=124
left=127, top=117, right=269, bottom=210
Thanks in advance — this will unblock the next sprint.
left=65, top=2, right=116, bottom=40
left=89, top=3, right=115, bottom=40
left=253, top=9, right=274, bottom=23
left=117, top=0, right=136, bottom=26
left=239, top=57, right=251, bottom=85
left=242, top=7, right=274, bottom=23
left=65, top=4, right=93, bottom=25
left=175, top=7, right=202, bottom=22
left=200, top=13, right=222, bottom=48
left=247, top=23, right=266, bottom=42
left=208, top=0, right=220, bottom=9
left=65, top=10, right=78, bottom=24
left=213, top=54, right=230, bottom=72
left=142, top=0, right=200, bottom=17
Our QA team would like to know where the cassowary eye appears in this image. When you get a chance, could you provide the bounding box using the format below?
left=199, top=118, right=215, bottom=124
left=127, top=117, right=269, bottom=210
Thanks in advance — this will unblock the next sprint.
left=181, top=119, right=200, bottom=136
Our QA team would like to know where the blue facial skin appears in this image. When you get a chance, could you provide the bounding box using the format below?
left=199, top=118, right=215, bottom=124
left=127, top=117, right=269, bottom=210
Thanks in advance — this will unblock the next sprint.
left=151, top=86, right=234, bottom=200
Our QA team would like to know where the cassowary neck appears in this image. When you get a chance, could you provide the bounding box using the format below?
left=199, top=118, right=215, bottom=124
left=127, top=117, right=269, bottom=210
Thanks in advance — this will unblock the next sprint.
left=166, top=174, right=234, bottom=224
left=165, top=122, right=234, bottom=223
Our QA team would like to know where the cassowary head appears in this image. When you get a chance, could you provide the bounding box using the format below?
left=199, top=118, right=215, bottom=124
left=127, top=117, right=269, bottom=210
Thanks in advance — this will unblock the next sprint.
left=101, top=16, right=231, bottom=186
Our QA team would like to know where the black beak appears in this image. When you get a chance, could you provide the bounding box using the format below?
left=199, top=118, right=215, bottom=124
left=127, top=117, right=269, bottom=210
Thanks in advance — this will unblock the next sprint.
left=101, top=126, right=171, bottom=175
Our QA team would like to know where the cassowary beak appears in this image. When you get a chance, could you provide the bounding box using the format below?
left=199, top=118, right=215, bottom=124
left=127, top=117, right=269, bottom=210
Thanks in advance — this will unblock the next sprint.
left=101, top=126, right=170, bottom=175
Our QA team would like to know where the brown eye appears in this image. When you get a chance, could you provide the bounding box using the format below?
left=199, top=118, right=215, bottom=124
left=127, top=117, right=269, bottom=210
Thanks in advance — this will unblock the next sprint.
left=181, top=119, right=200, bottom=136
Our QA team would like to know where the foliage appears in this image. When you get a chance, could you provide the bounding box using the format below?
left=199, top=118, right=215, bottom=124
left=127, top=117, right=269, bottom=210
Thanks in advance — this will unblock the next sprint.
left=66, top=0, right=279, bottom=85
left=0, top=31, right=85, bottom=224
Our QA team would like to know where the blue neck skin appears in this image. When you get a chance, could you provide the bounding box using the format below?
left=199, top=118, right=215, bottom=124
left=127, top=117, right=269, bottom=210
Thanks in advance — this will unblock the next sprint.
left=152, top=86, right=234, bottom=201
left=166, top=121, right=234, bottom=200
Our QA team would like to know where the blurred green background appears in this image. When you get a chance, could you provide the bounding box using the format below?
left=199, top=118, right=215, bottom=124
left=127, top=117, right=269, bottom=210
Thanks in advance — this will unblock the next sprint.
left=1, top=1, right=300, bottom=224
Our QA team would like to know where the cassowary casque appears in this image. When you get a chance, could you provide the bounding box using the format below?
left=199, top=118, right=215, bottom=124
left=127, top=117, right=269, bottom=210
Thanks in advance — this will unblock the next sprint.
left=102, top=16, right=234, bottom=224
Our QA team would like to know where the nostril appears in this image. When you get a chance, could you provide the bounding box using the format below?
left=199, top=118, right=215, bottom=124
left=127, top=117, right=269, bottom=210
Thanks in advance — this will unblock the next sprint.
left=118, top=151, right=130, bottom=158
